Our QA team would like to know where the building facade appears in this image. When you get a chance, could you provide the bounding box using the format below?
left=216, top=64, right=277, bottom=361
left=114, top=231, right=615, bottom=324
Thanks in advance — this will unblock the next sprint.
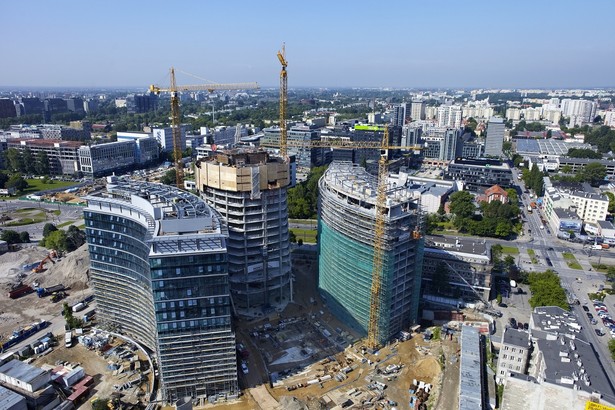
left=194, top=150, right=292, bottom=312
left=484, top=117, right=505, bottom=158
left=6, top=139, right=81, bottom=175
left=83, top=180, right=238, bottom=402
left=496, top=328, right=531, bottom=384
left=78, top=141, right=136, bottom=177
left=445, top=158, right=513, bottom=192
left=318, top=162, right=424, bottom=345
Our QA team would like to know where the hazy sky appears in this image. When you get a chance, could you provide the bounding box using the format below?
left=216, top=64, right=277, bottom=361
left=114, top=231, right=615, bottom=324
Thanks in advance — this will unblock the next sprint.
left=2, top=0, right=614, bottom=89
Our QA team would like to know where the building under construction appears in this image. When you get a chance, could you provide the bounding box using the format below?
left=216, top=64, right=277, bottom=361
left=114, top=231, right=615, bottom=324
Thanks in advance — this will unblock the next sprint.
left=318, top=162, right=424, bottom=345
left=83, top=178, right=238, bottom=403
left=194, top=149, right=292, bottom=313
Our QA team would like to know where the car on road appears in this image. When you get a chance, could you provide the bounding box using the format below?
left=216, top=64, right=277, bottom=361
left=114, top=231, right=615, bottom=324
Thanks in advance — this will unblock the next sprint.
left=587, top=312, right=594, bottom=319
left=583, top=305, right=590, bottom=312
left=596, top=329, right=605, bottom=336
left=548, top=247, right=554, bottom=251
left=241, top=362, right=249, bottom=374
left=545, top=257, right=553, bottom=267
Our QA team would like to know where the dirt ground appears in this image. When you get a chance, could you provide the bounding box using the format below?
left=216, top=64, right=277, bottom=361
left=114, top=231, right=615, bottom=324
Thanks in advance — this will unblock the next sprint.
left=30, top=335, right=152, bottom=409
left=0, top=244, right=92, bottom=338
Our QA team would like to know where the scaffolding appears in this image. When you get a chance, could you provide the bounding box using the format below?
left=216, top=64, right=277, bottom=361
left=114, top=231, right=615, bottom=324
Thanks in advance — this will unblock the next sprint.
left=318, top=162, right=424, bottom=345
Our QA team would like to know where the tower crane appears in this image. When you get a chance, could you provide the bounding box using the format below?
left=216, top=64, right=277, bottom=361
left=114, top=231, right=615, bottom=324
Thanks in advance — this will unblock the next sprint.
left=277, top=45, right=288, bottom=159
left=150, top=68, right=259, bottom=188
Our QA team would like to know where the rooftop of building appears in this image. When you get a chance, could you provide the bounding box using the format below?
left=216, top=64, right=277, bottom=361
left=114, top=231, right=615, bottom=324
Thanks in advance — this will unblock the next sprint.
left=0, top=359, right=47, bottom=386
left=0, top=385, right=24, bottom=409
left=321, top=161, right=418, bottom=207
left=424, top=235, right=489, bottom=258
left=6, top=138, right=83, bottom=148
left=553, top=208, right=580, bottom=219
left=598, top=220, right=615, bottom=229
left=502, top=327, right=530, bottom=348
left=485, top=184, right=508, bottom=196
left=449, top=158, right=511, bottom=170
left=558, top=157, right=615, bottom=165
left=459, top=325, right=483, bottom=410
left=199, top=149, right=283, bottom=168
left=531, top=306, right=583, bottom=337
left=516, top=139, right=594, bottom=156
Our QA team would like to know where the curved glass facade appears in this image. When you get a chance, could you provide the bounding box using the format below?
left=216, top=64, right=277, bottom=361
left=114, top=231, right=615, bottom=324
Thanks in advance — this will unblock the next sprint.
left=84, top=181, right=238, bottom=403
left=318, top=163, right=424, bottom=345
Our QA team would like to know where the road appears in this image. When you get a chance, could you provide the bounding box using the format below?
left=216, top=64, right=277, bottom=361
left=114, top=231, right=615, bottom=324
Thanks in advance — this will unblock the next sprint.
left=0, top=199, right=85, bottom=241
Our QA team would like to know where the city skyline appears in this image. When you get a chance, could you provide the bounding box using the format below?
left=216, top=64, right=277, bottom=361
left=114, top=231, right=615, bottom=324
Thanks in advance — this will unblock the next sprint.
left=1, top=0, right=614, bottom=89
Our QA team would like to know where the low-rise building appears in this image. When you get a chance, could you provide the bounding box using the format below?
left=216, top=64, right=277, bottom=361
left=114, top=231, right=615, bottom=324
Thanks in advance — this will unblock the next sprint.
left=543, top=179, right=608, bottom=224
left=527, top=306, right=615, bottom=404
left=116, top=131, right=160, bottom=164
left=478, top=184, right=508, bottom=204
left=423, top=235, right=491, bottom=301
left=496, top=328, right=531, bottom=384
left=550, top=208, right=582, bottom=235
left=78, top=141, right=136, bottom=177
left=445, top=158, right=513, bottom=192
left=7, top=139, right=81, bottom=175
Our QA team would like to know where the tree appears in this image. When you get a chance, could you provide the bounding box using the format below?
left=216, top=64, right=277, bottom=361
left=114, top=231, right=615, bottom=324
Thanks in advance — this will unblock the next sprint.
left=0, top=230, right=21, bottom=244
left=5, top=148, right=25, bottom=173
left=22, top=148, right=36, bottom=174
left=63, top=302, right=83, bottom=330
left=609, top=339, right=615, bottom=361
left=65, top=225, right=86, bottom=251
left=560, top=165, right=573, bottom=174
left=43, top=223, right=58, bottom=238
left=19, top=231, right=30, bottom=243
left=34, top=151, right=50, bottom=175
left=605, top=192, right=615, bottom=214
left=581, top=162, right=607, bottom=186
left=502, top=141, right=513, bottom=157
left=567, top=148, right=602, bottom=159
left=527, top=270, right=569, bottom=310
left=505, top=188, right=518, bottom=204
left=160, top=169, right=177, bottom=185
left=41, top=230, right=68, bottom=251
left=5, top=174, right=28, bottom=193
left=449, top=191, right=475, bottom=219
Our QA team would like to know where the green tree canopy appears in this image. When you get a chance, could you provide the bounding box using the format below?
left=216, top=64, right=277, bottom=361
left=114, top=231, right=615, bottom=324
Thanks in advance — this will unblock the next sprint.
left=41, top=230, right=68, bottom=251
left=5, top=174, right=28, bottom=192
left=19, top=231, right=30, bottom=243
left=605, top=192, right=615, bottom=214
left=0, top=230, right=21, bottom=244
left=160, top=169, right=177, bottom=185
left=449, top=191, right=476, bottom=219
left=567, top=148, right=602, bottom=159
left=43, top=223, right=58, bottom=238
left=581, top=162, right=607, bottom=186
left=527, top=270, right=569, bottom=310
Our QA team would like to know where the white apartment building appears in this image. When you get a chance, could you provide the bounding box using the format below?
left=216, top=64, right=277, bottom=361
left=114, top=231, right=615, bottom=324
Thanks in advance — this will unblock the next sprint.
left=522, top=107, right=542, bottom=121
left=506, top=108, right=521, bottom=121
left=436, top=105, right=462, bottom=128
left=604, top=111, right=615, bottom=127
left=561, top=99, right=597, bottom=123
left=543, top=179, right=609, bottom=225
left=153, top=126, right=187, bottom=152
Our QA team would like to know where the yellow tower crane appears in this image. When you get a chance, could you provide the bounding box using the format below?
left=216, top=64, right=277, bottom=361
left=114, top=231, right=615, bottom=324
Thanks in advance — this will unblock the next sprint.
left=277, top=44, right=288, bottom=159
left=150, top=68, right=259, bottom=188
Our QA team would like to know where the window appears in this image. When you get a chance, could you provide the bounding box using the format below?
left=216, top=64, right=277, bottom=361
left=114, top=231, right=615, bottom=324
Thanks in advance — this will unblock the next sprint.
left=503, top=354, right=507, bottom=359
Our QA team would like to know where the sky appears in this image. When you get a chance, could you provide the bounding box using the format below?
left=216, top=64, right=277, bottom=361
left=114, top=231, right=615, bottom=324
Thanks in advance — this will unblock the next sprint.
left=1, top=0, right=614, bottom=89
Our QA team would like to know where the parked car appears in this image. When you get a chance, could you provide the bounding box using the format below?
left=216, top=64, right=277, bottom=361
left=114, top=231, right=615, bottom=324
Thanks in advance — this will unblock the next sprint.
left=587, top=312, right=594, bottom=319
left=596, top=329, right=605, bottom=336
left=583, top=305, right=590, bottom=312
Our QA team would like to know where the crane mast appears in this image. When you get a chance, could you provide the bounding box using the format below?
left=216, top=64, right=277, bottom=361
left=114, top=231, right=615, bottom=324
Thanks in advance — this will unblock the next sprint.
left=169, top=68, right=183, bottom=189
left=150, top=68, right=259, bottom=188
left=277, top=44, right=288, bottom=159
left=366, top=126, right=391, bottom=348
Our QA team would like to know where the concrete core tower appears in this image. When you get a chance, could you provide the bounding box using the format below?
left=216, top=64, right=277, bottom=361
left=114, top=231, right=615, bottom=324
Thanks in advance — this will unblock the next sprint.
left=194, top=149, right=292, bottom=314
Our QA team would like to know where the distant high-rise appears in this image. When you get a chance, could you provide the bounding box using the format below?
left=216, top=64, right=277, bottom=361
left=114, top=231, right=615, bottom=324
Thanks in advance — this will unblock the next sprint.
left=318, top=162, right=424, bottom=345
left=561, top=99, right=597, bottom=123
left=485, top=117, right=505, bottom=158
left=436, top=105, right=462, bottom=128
left=392, top=104, right=406, bottom=127
left=411, top=100, right=425, bottom=121
left=0, top=99, right=16, bottom=118
left=84, top=180, right=238, bottom=402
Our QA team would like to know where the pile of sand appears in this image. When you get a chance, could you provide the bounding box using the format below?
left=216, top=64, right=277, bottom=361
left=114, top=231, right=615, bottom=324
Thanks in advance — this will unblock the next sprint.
left=29, top=244, right=91, bottom=291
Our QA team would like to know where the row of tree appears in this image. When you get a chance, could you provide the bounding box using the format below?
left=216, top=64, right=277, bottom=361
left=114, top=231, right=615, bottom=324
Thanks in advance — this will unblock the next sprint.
left=4, top=148, right=50, bottom=175
left=554, top=162, right=607, bottom=187
left=521, top=164, right=545, bottom=196
left=0, top=229, right=30, bottom=244
left=287, top=166, right=327, bottom=219
left=39, top=223, right=86, bottom=252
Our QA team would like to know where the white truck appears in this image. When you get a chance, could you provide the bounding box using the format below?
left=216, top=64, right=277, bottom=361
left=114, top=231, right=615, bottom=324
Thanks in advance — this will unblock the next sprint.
left=65, top=332, right=73, bottom=348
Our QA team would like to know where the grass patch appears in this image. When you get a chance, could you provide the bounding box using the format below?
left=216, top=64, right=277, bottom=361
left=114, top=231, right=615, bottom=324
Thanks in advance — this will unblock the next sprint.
left=14, top=207, right=39, bottom=213
left=76, top=224, right=85, bottom=229
left=527, top=249, right=538, bottom=264
left=22, top=179, right=78, bottom=195
left=6, top=217, right=45, bottom=226
left=57, top=220, right=75, bottom=228
left=52, top=210, right=61, bottom=216
left=563, top=252, right=582, bottom=269
left=591, top=263, right=614, bottom=273
left=501, top=246, right=519, bottom=255
left=291, top=228, right=317, bottom=243
left=589, top=292, right=606, bottom=302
